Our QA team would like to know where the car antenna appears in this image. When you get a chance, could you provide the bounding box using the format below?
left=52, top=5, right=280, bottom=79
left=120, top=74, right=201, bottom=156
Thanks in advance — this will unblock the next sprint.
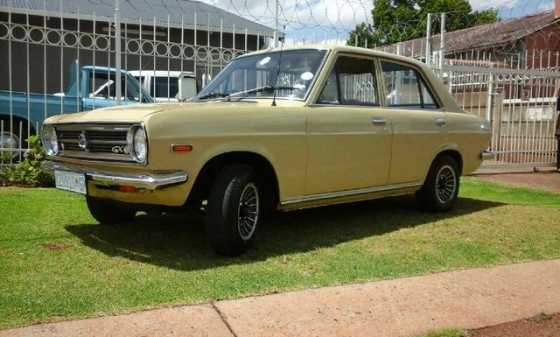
left=271, top=26, right=286, bottom=107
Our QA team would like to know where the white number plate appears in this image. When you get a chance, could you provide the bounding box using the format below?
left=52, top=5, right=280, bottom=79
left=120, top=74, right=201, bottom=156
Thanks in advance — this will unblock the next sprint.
left=55, top=170, right=87, bottom=195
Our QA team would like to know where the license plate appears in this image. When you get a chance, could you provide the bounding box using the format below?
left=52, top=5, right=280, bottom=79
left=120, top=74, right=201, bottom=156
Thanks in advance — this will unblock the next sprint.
left=55, top=170, right=87, bottom=195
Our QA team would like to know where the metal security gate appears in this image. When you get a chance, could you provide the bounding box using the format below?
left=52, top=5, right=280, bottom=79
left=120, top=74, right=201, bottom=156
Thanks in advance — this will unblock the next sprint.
left=0, top=0, right=274, bottom=166
left=1, top=1, right=559, bottom=171
left=441, top=54, right=560, bottom=169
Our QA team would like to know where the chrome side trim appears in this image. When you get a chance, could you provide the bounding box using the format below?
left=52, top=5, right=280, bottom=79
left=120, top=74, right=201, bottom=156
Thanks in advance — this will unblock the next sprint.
left=281, top=181, right=423, bottom=206
left=52, top=162, right=187, bottom=190
left=480, top=150, right=496, bottom=161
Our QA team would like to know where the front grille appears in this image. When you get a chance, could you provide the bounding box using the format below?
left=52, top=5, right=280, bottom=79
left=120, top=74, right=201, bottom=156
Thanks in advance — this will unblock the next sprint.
left=55, top=124, right=134, bottom=162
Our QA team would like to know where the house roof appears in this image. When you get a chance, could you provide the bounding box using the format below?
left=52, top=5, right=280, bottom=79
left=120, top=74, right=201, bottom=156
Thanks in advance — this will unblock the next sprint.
left=0, top=0, right=274, bottom=36
left=385, top=10, right=558, bottom=55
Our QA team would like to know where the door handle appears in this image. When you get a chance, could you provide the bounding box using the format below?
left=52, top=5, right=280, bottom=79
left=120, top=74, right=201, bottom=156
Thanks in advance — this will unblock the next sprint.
left=435, top=118, right=447, bottom=127
left=371, top=117, right=386, bottom=126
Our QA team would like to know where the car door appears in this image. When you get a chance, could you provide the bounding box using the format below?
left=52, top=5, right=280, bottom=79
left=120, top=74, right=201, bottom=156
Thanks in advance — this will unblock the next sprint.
left=379, top=60, right=447, bottom=185
left=306, top=54, right=392, bottom=195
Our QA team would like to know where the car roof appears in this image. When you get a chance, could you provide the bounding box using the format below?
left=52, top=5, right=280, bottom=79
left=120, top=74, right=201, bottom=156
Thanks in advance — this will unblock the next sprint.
left=238, top=45, right=426, bottom=68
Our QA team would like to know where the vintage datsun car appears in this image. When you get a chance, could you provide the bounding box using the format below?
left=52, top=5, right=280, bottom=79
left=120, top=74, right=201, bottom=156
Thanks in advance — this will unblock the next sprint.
left=43, top=46, right=493, bottom=256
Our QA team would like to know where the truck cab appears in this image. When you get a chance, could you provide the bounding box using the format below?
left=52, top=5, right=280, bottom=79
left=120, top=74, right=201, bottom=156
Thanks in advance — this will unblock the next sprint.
left=0, top=65, right=153, bottom=159
left=129, top=71, right=198, bottom=102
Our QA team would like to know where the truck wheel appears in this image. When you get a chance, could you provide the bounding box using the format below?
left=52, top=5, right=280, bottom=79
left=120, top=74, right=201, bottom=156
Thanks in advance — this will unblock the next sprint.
left=0, top=118, right=26, bottom=162
left=416, top=155, right=460, bottom=212
left=206, top=164, right=261, bottom=256
left=86, top=196, right=136, bottom=225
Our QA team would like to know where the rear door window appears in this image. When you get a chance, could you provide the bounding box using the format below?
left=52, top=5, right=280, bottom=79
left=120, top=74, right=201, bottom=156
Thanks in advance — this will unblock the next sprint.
left=381, top=61, right=438, bottom=109
left=317, top=55, right=379, bottom=106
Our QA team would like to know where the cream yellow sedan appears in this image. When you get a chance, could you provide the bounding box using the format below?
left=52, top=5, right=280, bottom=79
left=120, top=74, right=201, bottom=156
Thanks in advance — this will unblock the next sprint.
left=43, top=46, right=493, bottom=256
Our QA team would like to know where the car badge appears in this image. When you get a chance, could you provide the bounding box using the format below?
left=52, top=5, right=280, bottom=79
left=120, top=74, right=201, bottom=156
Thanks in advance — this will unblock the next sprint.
left=78, top=131, right=87, bottom=150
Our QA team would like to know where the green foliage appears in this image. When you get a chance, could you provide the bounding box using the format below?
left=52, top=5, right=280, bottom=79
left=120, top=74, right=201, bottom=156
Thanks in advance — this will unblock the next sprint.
left=348, top=0, right=498, bottom=46
left=414, top=328, right=467, bottom=337
left=0, top=135, right=54, bottom=187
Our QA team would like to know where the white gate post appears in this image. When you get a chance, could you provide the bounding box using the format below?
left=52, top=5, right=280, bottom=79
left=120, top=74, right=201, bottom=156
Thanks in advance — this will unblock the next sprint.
left=439, top=12, right=446, bottom=70
left=425, top=13, right=432, bottom=66
left=114, top=0, right=122, bottom=105
left=274, top=0, right=279, bottom=47
left=486, top=70, right=494, bottom=122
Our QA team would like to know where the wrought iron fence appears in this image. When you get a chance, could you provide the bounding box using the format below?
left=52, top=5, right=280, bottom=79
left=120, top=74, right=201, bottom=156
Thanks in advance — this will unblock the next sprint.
left=0, top=0, right=274, bottom=166
left=1, top=1, right=559, bottom=171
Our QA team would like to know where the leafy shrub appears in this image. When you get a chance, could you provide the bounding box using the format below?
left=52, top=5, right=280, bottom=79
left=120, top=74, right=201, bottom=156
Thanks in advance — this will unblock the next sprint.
left=0, top=135, right=54, bottom=187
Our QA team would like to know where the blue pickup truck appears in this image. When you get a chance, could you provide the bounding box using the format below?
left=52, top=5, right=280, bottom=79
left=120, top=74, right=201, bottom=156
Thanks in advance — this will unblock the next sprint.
left=0, top=65, right=153, bottom=153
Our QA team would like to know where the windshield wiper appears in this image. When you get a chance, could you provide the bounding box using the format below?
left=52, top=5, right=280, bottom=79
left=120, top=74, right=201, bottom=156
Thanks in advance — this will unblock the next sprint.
left=197, top=92, right=230, bottom=100
left=227, top=85, right=297, bottom=99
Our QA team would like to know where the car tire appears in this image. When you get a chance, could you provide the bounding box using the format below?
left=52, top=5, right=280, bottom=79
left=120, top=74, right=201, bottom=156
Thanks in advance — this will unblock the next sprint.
left=86, top=196, right=136, bottom=225
left=416, top=155, right=460, bottom=212
left=206, top=164, right=262, bottom=256
left=0, top=117, right=27, bottom=162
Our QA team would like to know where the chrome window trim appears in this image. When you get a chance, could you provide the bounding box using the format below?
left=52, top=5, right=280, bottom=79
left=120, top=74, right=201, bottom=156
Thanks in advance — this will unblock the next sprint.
left=311, top=51, right=382, bottom=107
left=377, top=58, right=444, bottom=109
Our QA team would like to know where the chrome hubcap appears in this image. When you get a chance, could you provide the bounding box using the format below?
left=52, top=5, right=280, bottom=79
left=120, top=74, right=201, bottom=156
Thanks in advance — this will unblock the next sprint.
left=435, top=165, right=457, bottom=203
left=237, top=183, right=259, bottom=241
left=0, top=131, right=19, bottom=160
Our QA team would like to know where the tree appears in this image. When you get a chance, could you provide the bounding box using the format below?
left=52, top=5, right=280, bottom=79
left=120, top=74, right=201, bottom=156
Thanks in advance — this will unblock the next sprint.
left=348, top=0, right=498, bottom=47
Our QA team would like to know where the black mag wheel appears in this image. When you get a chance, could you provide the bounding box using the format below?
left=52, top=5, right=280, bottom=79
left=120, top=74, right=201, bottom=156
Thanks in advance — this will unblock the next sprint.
left=237, top=182, right=260, bottom=241
left=206, top=164, right=262, bottom=256
left=435, top=164, right=457, bottom=204
left=416, top=155, right=460, bottom=212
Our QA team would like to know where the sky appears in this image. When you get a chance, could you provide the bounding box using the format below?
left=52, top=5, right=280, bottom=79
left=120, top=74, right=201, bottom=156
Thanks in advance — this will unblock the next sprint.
left=203, top=0, right=554, bottom=43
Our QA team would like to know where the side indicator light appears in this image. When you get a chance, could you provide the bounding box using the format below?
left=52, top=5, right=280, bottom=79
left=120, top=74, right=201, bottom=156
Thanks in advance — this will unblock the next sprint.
left=118, top=185, right=138, bottom=193
left=172, top=144, right=193, bottom=153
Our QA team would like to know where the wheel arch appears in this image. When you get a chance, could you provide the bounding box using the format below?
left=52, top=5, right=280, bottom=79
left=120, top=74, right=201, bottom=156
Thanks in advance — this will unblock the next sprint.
left=0, top=114, right=36, bottom=135
left=187, top=150, right=281, bottom=211
left=433, top=148, right=463, bottom=176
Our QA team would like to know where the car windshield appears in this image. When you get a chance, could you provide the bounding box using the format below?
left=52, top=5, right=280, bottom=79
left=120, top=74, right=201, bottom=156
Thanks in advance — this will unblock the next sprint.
left=195, top=49, right=327, bottom=101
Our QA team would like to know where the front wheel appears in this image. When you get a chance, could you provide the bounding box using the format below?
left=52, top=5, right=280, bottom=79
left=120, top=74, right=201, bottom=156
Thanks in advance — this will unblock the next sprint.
left=86, top=196, right=136, bottom=225
left=206, top=165, right=262, bottom=256
left=416, top=156, right=460, bottom=212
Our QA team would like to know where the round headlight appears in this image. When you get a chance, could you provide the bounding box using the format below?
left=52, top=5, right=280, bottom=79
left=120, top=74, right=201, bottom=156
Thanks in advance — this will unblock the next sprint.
left=132, top=127, right=147, bottom=163
left=42, top=125, right=58, bottom=156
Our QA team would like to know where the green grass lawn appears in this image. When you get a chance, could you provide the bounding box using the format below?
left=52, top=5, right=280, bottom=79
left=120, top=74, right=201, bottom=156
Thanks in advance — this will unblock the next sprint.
left=1, top=178, right=560, bottom=329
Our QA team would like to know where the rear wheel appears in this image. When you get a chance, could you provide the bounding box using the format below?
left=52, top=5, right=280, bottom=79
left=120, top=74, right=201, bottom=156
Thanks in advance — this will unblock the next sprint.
left=205, top=164, right=262, bottom=256
left=416, top=155, right=460, bottom=212
left=86, top=196, right=136, bottom=225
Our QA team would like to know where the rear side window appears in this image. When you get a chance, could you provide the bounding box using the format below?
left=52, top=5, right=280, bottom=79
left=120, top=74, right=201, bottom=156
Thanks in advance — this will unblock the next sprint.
left=318, top=56, right=379, bottom=106
left=381, top=61, right=438, bottom=109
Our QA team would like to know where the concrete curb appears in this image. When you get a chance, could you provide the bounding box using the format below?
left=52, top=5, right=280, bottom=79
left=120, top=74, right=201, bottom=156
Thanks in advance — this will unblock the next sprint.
left=2, top=259, right=560, bottom=337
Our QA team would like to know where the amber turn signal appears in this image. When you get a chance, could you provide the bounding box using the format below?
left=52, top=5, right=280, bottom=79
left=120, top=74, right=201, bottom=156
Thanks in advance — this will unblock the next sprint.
left=172, top=144, right=193, bottom=153
left=118, top=185, right=138, bottom=193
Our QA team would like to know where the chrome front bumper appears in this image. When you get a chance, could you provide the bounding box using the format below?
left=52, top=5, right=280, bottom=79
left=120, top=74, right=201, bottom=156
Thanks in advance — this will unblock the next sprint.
left=480, top=150, right=496, bottom=161
left=51, top=162, right=188, bottom=190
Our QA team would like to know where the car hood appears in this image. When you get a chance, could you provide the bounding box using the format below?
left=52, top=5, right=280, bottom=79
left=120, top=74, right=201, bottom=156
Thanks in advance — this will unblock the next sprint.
left=44, top=100, right=305, bottom=125
left=44, top=104, right=167, bottom=124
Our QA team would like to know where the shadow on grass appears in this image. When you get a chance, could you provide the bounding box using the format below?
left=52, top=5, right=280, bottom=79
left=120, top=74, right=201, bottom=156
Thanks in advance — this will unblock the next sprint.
left=65, top=196, right=503, bottom=271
